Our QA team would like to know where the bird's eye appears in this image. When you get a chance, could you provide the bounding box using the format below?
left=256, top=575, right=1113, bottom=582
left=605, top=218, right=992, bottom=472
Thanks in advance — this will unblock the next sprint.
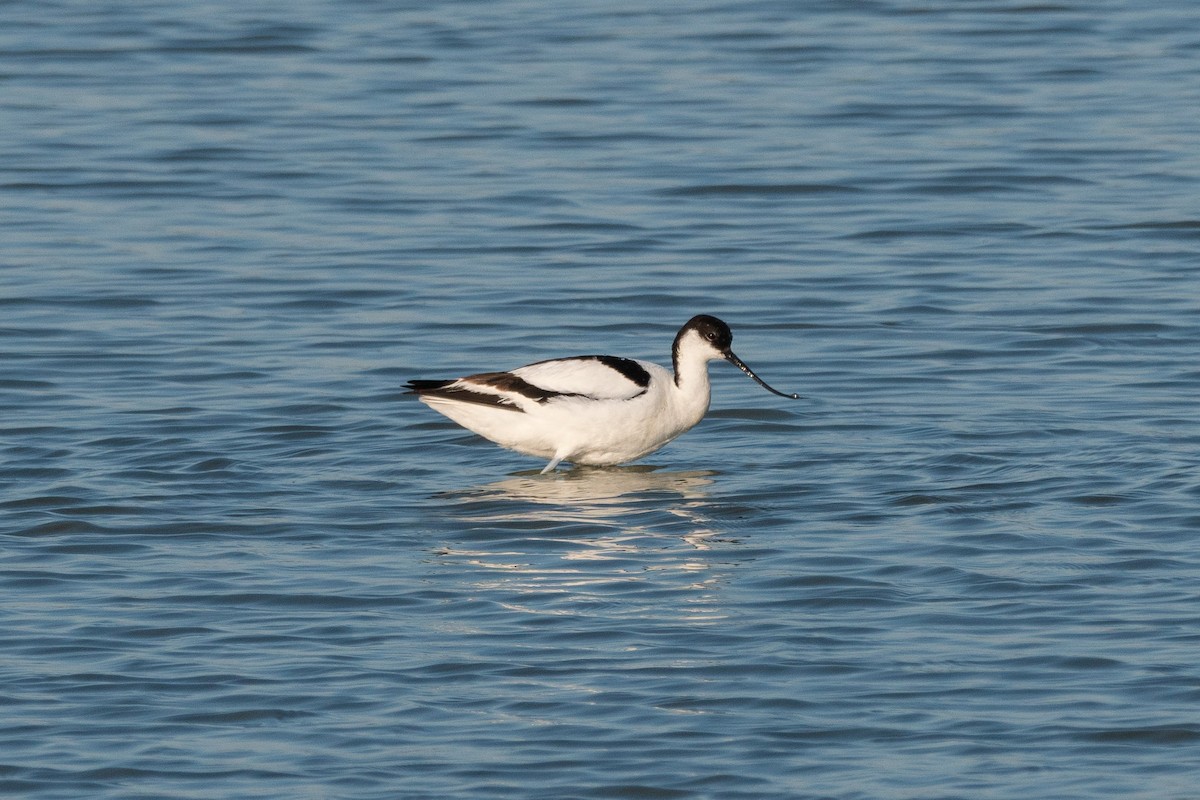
left=705, top=331, right=716, bottom=341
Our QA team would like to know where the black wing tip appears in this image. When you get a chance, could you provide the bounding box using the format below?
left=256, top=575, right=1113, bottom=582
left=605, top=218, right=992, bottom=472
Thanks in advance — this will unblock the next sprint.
left=405, top=377, right=525, bottom=411
left=405, top=379, right=453, bottom=394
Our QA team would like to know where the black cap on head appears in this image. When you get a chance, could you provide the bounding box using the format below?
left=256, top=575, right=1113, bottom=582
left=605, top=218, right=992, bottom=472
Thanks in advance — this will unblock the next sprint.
left=674, top=314, right=801, bottom=400
left=677, top=314, right=732, bottom=354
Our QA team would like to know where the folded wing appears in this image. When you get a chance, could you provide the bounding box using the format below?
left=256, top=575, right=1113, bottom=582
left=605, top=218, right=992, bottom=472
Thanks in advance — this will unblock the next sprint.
left=406, top=355, right=653, bottom=412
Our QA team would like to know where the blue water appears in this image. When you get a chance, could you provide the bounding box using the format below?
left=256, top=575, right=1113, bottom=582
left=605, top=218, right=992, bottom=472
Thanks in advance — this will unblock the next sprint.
left=3, top=1, right=1200, bottom=798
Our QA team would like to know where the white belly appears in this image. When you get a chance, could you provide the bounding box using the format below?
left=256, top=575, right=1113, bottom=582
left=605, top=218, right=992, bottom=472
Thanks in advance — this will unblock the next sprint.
left=421, top=385, right=707, bottom=466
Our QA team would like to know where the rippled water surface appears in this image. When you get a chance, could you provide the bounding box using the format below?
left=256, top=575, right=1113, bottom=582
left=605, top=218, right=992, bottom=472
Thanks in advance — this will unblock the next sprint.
left=3, top=1, right=1200, bottom=798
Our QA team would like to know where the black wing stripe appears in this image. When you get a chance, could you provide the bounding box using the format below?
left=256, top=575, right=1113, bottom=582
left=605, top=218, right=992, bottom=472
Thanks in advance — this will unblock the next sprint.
left=590, top=356, right=651, bottom=388
left=465, top=371, right=580, bottom=403
left=406, top=371, right=586, bottom=411
left=527, top=355, right=652, bottom=389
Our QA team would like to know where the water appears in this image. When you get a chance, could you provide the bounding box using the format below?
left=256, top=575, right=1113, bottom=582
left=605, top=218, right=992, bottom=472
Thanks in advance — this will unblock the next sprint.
left=3, top=1, right=1199, bottom=797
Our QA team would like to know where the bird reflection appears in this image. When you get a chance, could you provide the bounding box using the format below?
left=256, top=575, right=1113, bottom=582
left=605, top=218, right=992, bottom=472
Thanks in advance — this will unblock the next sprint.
left=439, top=466, right=715, bottom=543
left=433, top=467, right=733, bottom=622
left=446, top=465, right=712, bottom=508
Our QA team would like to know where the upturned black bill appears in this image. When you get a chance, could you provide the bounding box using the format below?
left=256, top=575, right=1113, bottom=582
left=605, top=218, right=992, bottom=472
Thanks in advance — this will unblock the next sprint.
left=725, top=351, right=802, bottom=400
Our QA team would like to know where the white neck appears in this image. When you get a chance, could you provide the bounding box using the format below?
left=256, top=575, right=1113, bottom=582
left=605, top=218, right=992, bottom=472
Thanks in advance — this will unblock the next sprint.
left=670, top=343, right=714, bottom=426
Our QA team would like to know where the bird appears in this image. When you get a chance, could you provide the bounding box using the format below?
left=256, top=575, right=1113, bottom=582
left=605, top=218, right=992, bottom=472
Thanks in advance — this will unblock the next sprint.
left=405, top=314, right=800, bottom=473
